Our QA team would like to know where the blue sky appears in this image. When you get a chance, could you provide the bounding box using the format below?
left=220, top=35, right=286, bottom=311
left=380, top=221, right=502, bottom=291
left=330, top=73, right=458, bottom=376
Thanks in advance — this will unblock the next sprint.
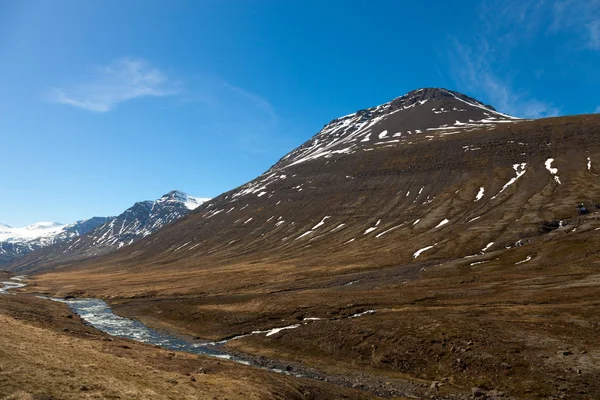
left=1, top=0, right=599, bottom=226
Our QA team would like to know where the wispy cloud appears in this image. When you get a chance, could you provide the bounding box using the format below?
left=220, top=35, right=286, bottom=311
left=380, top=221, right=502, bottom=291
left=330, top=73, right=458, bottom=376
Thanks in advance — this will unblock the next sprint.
left=444, top=0, right=599, bottom=118
left=595, top=105, right=600, bottom=113
left=219, top=81, right=278, bottom=123
left=50, top=58, right=179, bottom=112
left=549, top=0, right=600, bottom=50
left=447, top=42, right=559, bottom=118
left=48, top=57, right=282, bottom=153
left=207, top=80, right=280, bottom=154
left=590, top=20, right=600, bottom=50
left=448, top=38, right=560, bottom=118
left=172, top=74, right=281, bottom=154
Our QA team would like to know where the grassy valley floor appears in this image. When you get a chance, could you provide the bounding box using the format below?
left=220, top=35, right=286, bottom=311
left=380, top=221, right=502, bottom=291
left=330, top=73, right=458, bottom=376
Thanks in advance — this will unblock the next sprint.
left=0, top=289, right=376, bottom=400
left=27, top=222, right=600, bottom=399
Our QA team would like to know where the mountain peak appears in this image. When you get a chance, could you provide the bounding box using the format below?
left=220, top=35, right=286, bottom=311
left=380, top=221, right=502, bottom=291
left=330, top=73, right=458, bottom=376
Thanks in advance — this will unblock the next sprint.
left=393, top=88, right=496, bottom=111
left=161, top=190, right=190, bottom=202
left=25, top=222, right=64, bottom=230
left=158, top=190, right=210, bottom=210
left=269, top=87, right=521, bottom=171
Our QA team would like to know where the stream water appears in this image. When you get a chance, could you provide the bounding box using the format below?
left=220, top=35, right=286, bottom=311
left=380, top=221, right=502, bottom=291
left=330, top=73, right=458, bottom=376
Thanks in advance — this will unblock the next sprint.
left=0, top=275, right=27, bottom=294
left=57, top=297, right=243, bottom=359
left=1, top=276, right=397, bottom=396
left=49, top=296, right=375, bottom=376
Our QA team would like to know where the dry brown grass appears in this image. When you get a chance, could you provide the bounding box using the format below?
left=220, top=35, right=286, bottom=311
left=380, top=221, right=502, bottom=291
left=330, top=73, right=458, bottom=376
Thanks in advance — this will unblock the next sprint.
left=25, top=223, right=600, bottom=399
left=2, top=392, right=34, bottom=400
left=0, top=295, right=373, bottom=400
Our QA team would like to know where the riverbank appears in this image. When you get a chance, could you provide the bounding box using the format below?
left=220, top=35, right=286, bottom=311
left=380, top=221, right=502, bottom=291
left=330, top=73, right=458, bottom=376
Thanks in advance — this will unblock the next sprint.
left=2, top=274, right=447, bottom=399
left=50, top=297, right=432, bottom=398
left=0, top=292, right=376, bottom=400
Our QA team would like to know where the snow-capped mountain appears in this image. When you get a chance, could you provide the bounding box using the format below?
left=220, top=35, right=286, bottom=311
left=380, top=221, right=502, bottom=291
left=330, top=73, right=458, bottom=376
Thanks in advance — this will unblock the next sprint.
left=0, top=221, right=67, bottom=243
left=228, top=88, right=521, bottom=199
left=0, top=218, right=109, bottom=265
left=86, top=190, right=209, bottom=248
left=8, top=190, right=209, bottom=272
left=37, top=87, right=600, bottom=278
left=161, top=190, right=208, bottom=211
left=274, top=87, right=518, bottom=170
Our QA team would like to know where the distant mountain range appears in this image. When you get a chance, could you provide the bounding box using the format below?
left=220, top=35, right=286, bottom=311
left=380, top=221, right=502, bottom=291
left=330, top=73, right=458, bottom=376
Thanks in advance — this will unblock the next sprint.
left=0, top=219, right=109, bottom=265
left=3, top=190, right=208, bottom=271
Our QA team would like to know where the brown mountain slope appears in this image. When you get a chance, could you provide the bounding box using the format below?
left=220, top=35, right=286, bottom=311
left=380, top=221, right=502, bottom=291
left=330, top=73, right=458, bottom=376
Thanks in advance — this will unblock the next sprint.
left=25, top=90, right=600, bottom=399
left=29, top=113, right=600, bottom=278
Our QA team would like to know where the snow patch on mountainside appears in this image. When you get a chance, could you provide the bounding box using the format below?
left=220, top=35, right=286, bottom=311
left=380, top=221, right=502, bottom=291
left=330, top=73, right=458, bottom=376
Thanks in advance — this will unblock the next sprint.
left=545, top=158, right=561, bottom=184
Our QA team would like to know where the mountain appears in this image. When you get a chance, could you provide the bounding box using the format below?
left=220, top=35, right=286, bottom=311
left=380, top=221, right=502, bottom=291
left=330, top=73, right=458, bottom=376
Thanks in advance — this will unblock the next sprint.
left=8, top=190, right=208, bottom=272
left=49, top=87, right=544, bottom=269
left=0, top=218, right=109, bottom=266
left=26, top=88, right=600, bottom=275
left=24, top=89, right=600, bottom=398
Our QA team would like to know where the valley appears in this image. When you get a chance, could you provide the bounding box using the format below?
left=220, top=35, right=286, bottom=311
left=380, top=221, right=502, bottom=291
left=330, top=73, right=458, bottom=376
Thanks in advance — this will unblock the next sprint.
left=0, top=279, right=371, bottom=400
left=4, top=89, right=600, bottom=399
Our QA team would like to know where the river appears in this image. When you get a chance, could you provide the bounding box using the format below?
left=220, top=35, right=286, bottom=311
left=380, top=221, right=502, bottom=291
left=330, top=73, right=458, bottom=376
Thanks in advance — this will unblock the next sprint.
left=1, top=276, right=412, bottom=398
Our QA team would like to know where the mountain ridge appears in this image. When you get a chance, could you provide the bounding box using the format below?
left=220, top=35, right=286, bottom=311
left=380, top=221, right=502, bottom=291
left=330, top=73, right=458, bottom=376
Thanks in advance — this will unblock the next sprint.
left=0, top=217, right=110, bottom=266
left=5, top=190, right=208, bottom=271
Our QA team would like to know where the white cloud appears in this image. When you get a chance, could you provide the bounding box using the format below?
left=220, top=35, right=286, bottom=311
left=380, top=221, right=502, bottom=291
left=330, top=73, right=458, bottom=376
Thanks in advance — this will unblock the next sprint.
left=447, top=39, right=559, bottom=119
left=221, top=82, right=277, bottom=121
left=445, top=1, right=564, bottom=119
left=595, top=105, right=600, bottom=113
left=50, top=58, right=179, bottom=112
left=588, top=19, right=600, bottom=50
left=171, top=74, right=281, bottom=154
left=549, top=0, right=600, bottom=50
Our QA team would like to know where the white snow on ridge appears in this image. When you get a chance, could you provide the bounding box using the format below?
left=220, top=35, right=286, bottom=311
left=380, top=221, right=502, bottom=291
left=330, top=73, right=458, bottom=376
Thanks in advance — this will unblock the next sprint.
left=312, top=216, right=331, bottom=230
left=413, top=244, right=436, bottom=258
left=482, top=242, right=494, bottom=252
left=545, top=158, right=558, bottom=174
left=545, top=158, right=561, bottom=184
left=375, top=224, right=404, bottom=238
left=515, top=256, right=532, bottom=265
left=264, top=324, right=301, bottom=337
left=348, top=309, right=376, bottom=318
left=296, top=230, right=314, bottom=240
left=363, top=219, right=382, bottom=235
left=492, top=163, right=527, bottom=199
left=182, top=196, right=210, bottom=210
left=588, top=157, right=592, bottom=171
left=330, top=223, right=345, bottom=232
left=475, top=187, right=485, bottom=202
left=434, top=219, right=449, bottom=229
left=442, top=89, right=519, bottom=120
